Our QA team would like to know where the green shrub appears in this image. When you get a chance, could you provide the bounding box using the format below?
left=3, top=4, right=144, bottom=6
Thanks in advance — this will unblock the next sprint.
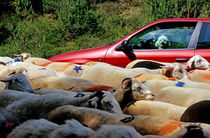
left=57, top=0, right=102, bottom=40
left=0, top=18, right=66, bottom=58
left=143, top=0, right=209, bottom=19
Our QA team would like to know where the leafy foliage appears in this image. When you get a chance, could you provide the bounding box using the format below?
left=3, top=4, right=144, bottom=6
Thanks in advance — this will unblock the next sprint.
left=0, top=0, right=209, bottom=58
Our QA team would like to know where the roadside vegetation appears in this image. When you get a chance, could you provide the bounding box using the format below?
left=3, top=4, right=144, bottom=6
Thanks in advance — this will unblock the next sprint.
left=0, top=0, right=209, bottom=58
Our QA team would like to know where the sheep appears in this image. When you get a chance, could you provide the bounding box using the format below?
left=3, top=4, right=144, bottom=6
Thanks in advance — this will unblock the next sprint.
left=14, top=53, right=53, bottom=66
left=33, top=78, right=154, bottom=111
left=144, top=79, right=210, bottom=94
left=111, top=78, right=154, bottom=110
left=8, top=118, right=210, bottom=138
left=84, top=61, right=111, bottom=66
left=125, top=59, right=170, bottom=69
left=8, top=119, right=143, bottom=138
left=180, top=100, right=210, bottom=125
left=144, top=123, right=210, bottom=138
left=46, top=104, right=210, bottom=136
left=134, top=73, right=171, bottom=83
left=0, top=73, right=33, bottom=93
left=44, top=61, right=111, bottom=77
left=0, top=66, right=27, bottom=79
left=30, top=75, right=115, bottom=92
left=154, top=86, right=210, bottom=107
left=7, top=118, right=59, bottom=138
left=80, top=63, right=190, bottom=89
left=87, top=90, right=122, bottom=114
left=14, top=53, right=31, bottom=62
left=0, top=56, right=14, bottom=64
left=7, top=62, right=115, bottom=92
left=188, top=69, right=210, bottom=84
left=8, top=62, right=58, bottom=80
left=0, top=89, right=124, bottom=124
left=123, top=100, right=186, bottom=121
left=187, top=55, right=209, bottom=70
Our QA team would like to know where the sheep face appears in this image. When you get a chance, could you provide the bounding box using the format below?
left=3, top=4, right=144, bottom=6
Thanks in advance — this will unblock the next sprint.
left=163, top=63, right=190, bottom=79
left=14, top=53, right=31, bottom=62
left=0, top=73, right=33, bottom=93
left=187, top=55, right=209, bottom=69
left=88, top=91, right=122, bottom=114
left=122, top=78, right=154, bottom=101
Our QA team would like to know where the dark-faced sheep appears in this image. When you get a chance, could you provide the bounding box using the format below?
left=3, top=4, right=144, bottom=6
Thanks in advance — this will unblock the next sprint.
left=180, top=100, right=210, bottom=125
left=0, top=73, right=33, bottom=93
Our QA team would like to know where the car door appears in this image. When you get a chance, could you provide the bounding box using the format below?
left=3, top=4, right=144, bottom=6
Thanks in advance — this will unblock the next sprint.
left=195, top=22, right=210, bottom=61
left=126, top=21, right=198, bottom=63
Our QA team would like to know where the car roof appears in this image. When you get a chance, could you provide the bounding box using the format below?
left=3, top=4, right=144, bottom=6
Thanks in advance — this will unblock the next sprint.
left=129, top=18, right=210, bottom=36
left=156, top=18, right=210, bottom=23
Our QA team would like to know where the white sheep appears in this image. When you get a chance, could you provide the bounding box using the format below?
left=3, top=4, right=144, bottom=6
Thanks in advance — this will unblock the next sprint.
left=155, top=86, right=210, bottom=107
left=123, top=100, right=186, bottom=121
left=80, top=63, right=190, bottom=89
left=0, top=66, right=27, bottom=79
left=187, top=55, right=209, bottom=70
left=144, top=79, right=210, bottom=94
left=14, top=53, right=31, bottom=62
left=188, top=69, right=210, bottom=84
left=8, top=62, right=58, bottom=80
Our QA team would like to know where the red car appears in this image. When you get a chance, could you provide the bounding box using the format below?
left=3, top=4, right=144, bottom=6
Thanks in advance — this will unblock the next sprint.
left=49, top=18, right=210, bottom=68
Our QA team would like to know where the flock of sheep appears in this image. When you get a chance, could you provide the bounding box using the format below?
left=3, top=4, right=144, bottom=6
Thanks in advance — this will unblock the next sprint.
left=0, top=53, right=210, bottom=137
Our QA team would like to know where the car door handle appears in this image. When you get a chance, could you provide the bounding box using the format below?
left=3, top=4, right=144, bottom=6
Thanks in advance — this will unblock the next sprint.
left=176, top=58, right=188, bottom=62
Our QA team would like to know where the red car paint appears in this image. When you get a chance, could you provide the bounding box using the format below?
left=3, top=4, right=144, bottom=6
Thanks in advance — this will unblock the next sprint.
left=49, top=18, right=210, bottom=68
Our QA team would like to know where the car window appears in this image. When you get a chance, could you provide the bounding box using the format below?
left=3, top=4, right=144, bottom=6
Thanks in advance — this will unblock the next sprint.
left=197, top=23, right=210, bottom=49
left=127, top=22, right=196, bottom=50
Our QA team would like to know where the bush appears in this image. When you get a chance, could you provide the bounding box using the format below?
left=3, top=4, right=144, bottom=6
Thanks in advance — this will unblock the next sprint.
left=57, top=0, right=102, bottom=40
left=143, top=0, right=209, bottom=19
left=0, top=17, right=66, bottom=58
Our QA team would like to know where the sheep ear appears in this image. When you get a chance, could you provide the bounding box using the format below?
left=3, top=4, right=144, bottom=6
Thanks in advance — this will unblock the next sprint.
left=122, top=78, right=132, bottom=92
left=0, top=77, right=13, bottom=82
left=14, top=54, right=22, bottom=58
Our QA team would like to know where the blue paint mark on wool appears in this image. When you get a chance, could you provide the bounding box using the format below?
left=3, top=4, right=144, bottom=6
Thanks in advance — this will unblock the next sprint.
left=74, top=93, right=85, bottom=98
left=175, top=81, right=185, bottom=87
left=14, top=57, right=20, bottom=62
left=73, top=65, right=83, bottom=73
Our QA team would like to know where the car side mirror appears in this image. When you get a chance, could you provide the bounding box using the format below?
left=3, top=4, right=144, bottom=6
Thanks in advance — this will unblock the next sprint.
left=115, top=40, right=131, bottom=51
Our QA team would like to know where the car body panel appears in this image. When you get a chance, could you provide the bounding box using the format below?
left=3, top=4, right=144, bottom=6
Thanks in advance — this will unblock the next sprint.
left=49, top=18, right=210, bottom=68
left=49, top=46, right=110, bottom=64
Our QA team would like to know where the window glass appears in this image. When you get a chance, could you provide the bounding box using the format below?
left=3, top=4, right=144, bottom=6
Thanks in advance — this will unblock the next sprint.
left=127, top=22, right=196, bottom=50
left=197, top=23, right=210, bottom=49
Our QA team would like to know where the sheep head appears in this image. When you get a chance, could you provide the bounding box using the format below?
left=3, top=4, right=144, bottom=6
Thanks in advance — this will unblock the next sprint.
left=121, top=78, right=154, bottom=101
left=14, top=53, right=31, bottom=62
left=162, top=63, right=190, bottom=80
left=0, top=73, right=33, bottom=93
left=187, top=55, right=209, bottom=70
left=88, top=91, right=122, bottom=114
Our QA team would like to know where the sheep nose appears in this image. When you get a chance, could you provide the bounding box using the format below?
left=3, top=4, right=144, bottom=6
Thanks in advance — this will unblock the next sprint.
left=146, top=94, right=155, bottom=101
